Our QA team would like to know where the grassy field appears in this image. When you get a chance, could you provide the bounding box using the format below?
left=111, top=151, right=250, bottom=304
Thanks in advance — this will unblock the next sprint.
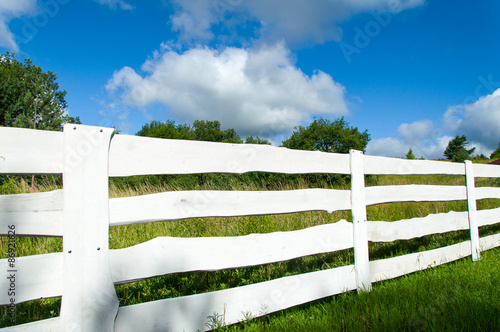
left=0, top=172, right=499, bottom=330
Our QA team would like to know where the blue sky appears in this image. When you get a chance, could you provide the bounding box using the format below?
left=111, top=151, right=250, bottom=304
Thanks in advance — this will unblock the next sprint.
left=1, top=0, right=499, bottom=159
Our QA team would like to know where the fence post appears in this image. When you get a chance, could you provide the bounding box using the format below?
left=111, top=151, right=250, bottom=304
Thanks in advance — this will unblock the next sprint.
left=59, top=124, right=118, bottom=331
left=350, top=149, right=371, bottom=292
left=465, top=160, right=480, bottom=261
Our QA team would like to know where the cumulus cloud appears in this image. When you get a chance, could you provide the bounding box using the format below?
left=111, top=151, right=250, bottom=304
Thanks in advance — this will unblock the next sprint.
left=366, top=120, right=450, bottom=159
left=105, top=43, right=349, bottom=137
left=0, top=0, right=37, bottom=51
left=170, top=0, right=425, bottom=46
left=367, top=89, right=500, bottom=159
left=443, top=88, right=500, bottom=152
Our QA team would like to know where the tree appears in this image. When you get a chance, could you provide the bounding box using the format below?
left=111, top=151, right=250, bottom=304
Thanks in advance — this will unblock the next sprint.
left=136, top=120, right=195, bottom=140
left=491, top=142, right=500, bottom=160
left=406, top=148, right=416, bottom=160
left=245, top=136, right=271, bottom=145
left=0, top=52, right=79, bottom=130
left=444, top=135, right=475, bottom=162
left=193, top=120, right=242, bottom=143
left=137, top=119, right=244, bottom=144
left=281, top=117, right=370, bottom=153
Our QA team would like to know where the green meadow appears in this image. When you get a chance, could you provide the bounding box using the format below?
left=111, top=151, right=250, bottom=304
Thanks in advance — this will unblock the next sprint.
left=0, top=172, right=499, bottom=330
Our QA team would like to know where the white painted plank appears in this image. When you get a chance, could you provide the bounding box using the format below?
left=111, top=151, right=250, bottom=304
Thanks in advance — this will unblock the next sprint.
left=0, top=127, right=63, bottom=175
left=0, top=190, right=62, bottom=212
left=365, top=185, right=467, bottom=206
left=109, top=221, right=354, bottom=284
left=350, top=150, right=371, bottom=292
left=370, top=240, right=472, bottom=283
left=0, top=317, right=59, bottom=332
left=475, top=187, right=500, bottom=200
left=114, top=265, right=356, bottom=332
left=465, top=161, right=480, bottom=261
left=0, top=190, right=63, bottom=236
left=0, top=253, right=62, bottom=305
left=109, top=189, right=351, bottom=227
left=364, top=155, right=465, bottom=175
left=108, top=134, right=350, bottom=176
left=473, top=163, right=500, bottom=178
left=368, top=210, right=470, bottom=242
left=0, top=211, right=63, bottom=236
left=59, top=124, right=118, bottom=332
left=479, top=233, right=500, bottom=251
left=477, top=207, right=500, bottom=227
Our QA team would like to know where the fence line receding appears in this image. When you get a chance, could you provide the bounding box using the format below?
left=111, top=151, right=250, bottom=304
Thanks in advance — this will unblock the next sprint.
left=0, top=124, right=499, bottom=331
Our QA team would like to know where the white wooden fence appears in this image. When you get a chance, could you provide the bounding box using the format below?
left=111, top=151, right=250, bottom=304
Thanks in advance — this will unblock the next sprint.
left=1, top=124, right=500, bottom=331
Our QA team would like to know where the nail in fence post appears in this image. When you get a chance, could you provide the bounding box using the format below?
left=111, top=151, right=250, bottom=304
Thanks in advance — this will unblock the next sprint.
left=350, top=149, right=372, bottom=292
left=465, top=160, right=480, bottom=261
left=59, top=124, right=118, bottom=331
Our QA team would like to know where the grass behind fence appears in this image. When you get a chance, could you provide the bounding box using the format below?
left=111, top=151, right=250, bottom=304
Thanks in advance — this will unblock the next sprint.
left=0, top=172, right=499, bottom=329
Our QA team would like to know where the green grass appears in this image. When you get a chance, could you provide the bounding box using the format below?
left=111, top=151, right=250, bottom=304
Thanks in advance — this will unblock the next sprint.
left=0, top=173, right=499, bottom=329
left=219, top=247, right=500, bottom=331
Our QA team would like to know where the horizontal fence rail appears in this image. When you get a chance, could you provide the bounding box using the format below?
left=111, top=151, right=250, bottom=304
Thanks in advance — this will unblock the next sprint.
left=0, top=125, right=499, bottom=331
left=108, top=189, right=351, bottom=226
left=108, top=134, right=351, bottom=176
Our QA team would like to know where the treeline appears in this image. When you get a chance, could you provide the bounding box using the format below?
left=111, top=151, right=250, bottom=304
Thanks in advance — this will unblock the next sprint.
left=134, top=117, right=370, bottom=153
left=136, top=119, right=271, bottom=145
left=110, top=117, right=371, bottom=190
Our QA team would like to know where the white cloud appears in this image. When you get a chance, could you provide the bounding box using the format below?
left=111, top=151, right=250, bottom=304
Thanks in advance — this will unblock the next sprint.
left=170, top=0, right=215, bottom=42
left=93, top=0, right=133, bottom=10
left=0, top=0, right=37, bottom=51
left=443, top=88, right=500, bottom=152
left=366, top=120, right=449, bottom=159
left=367, top=89, right=500, bottom=159
left=366, top=137, right=410, bottom=158
left=170, top=0, right=426, bottom=46
left=106, top=43, right=349, bottom=137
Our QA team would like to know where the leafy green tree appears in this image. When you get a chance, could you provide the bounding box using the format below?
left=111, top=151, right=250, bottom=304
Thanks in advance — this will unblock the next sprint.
left=193, top=120, right=242, bottom=143
left=245, top=136, right=271, bottom=145
left=0, top=52, right=79, bottom=130
left=136, top=120, right=195, bottom=140
left=444, top=135, right=476, bottom=162
left=281, top=117, right=370, bottom=153
left=406, top=148, right=416, bottom=160
left=136, top=119, right=244, bottom=143
left=490, top=142, right=500, bottom=160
